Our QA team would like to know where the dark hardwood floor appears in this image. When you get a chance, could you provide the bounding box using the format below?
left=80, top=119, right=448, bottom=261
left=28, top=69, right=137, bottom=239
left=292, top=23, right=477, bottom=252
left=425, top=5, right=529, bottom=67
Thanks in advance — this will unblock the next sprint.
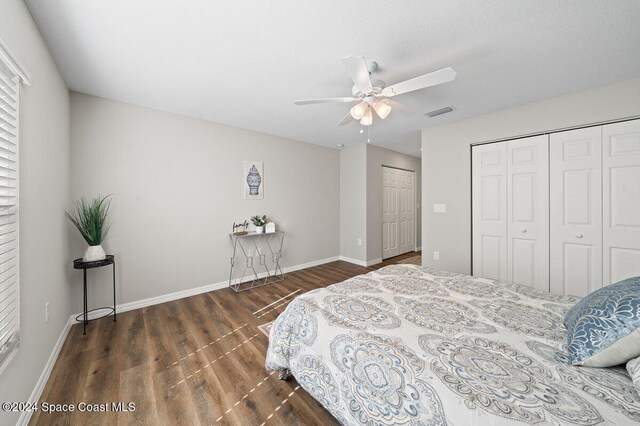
left=30, top=252, right=420, bottom=426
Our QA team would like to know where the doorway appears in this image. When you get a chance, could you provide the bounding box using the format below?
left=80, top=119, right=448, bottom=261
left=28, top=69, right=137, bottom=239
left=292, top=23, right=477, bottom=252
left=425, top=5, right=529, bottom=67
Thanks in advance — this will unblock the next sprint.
left=382, top=166, right=416, bottom=259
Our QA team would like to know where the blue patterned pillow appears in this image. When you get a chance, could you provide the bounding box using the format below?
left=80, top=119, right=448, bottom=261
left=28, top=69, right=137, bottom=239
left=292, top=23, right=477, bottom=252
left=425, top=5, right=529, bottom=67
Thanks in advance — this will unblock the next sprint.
left=565, top=276, right=640, bottom=367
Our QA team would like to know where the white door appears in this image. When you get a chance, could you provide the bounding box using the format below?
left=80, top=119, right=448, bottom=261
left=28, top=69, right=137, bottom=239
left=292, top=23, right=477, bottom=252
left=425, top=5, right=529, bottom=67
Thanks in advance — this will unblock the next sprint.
left=603, top=120, right=640, bottom=285
left=382, top=167, right=399, bottom=259
left=472, top=142, right=508, bottom=282
left=398, top=170, right=416, bottom=255
left=550, top=127, right=602, bottom=297
left=383, top=167, right=415, bottom=259
left=507, top=135, right=549, bottom=292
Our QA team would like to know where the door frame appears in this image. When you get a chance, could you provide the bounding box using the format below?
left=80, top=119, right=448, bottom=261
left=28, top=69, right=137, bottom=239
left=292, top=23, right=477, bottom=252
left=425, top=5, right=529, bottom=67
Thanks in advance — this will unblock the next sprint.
left=382, top=165, right=417, bottom=259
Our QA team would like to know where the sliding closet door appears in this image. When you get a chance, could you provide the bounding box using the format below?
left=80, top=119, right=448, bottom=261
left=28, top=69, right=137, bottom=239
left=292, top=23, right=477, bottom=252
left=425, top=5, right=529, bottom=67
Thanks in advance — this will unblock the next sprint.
left=603, top=119, right=640, bottom=284
left=507, top=135, right=549, bottom=291
left=550, top=127, right=602, bottom=297
left=472, top=142, right=507, bottom=282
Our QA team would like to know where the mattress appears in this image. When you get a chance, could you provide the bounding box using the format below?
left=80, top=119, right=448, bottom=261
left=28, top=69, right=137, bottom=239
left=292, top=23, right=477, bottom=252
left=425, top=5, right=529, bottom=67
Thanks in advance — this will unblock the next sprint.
left=265, top=264, right=640, bottom=425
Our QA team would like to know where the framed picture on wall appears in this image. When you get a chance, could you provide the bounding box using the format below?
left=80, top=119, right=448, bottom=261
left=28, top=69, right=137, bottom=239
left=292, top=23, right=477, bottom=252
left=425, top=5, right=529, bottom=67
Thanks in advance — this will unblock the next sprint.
left=244, top=161, right=264, bottom=200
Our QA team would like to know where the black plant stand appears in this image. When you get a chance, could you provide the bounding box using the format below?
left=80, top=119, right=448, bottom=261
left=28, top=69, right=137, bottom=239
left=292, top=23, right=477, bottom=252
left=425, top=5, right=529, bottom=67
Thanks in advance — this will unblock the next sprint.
left=73, top=255, right=116, bottom=334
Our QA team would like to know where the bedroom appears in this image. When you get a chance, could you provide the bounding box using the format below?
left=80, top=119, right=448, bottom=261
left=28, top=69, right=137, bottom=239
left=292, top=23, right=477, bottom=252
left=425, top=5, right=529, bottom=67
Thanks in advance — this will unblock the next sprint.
left=1, top=0, right=640, bottom=425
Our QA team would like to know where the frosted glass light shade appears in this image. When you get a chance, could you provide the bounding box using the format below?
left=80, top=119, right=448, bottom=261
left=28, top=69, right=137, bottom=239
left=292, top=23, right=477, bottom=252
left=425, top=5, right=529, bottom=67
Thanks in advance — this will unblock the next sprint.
left=360, top=107, right=373, bottom=126
left=350, top=102, right=367, bottom=120
left=373, top=100, right=392, bottom=119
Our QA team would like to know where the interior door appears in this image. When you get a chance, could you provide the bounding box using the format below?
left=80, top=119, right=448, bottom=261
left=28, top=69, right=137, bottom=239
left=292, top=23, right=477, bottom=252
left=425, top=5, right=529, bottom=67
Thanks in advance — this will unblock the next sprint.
left=382, top=167, right=399, bottom=259
left=398, top=170, right=415, bottom=255
left=383, top=167, right=415, bottom=259
left=550, top=126, right=602, bottom=297
left=603, top=119, right=640, bottom=285
left=472, top=142, right=508, bottom=282
left=507, top=135, right=549, bottom=292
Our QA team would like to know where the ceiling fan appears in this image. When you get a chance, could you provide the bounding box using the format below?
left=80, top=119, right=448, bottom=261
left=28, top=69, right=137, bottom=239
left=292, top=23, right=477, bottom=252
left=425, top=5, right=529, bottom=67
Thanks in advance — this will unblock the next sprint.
left=294, top=56, right=456, bottom=127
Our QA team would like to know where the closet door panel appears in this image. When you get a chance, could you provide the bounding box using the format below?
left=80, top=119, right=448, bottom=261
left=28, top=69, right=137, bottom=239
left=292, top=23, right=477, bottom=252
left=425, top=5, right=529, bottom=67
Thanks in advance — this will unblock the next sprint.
left=507, top=135, right=549, bottom=291
left=603, top=119, right=640, bottom=284
left=550, top=127, right=602, bottom=296
left=472, top=142, right=507, bottom=282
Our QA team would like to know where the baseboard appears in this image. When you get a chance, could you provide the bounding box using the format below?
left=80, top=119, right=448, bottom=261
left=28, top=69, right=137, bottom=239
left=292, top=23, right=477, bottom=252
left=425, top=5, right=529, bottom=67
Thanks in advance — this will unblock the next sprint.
left=71, top=255, right=342, bottom=322
left=416, top=246, right=421, bottom=251
left=338, top=256, right=382, bottom=267
left=17, top=316, right=74, bottom=426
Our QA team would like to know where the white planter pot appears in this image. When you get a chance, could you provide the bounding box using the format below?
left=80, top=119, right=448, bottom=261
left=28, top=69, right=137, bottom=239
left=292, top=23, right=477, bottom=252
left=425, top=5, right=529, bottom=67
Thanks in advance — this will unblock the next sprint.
left=83, top=245, right=106, bottom=262
left=255, top=226, right=264, bottom=234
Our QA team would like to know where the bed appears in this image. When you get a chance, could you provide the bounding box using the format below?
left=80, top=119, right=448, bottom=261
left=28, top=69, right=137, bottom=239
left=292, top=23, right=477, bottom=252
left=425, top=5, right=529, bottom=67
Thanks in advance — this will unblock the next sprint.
left=265, top=264, right=640, bottom=425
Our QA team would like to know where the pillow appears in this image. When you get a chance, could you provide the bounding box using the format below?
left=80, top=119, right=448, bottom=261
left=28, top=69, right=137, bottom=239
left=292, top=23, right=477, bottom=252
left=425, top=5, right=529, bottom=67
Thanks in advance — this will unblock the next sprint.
left=565, top=276, right=640, bottom=367
left=627, top=356, right=640, bottom=396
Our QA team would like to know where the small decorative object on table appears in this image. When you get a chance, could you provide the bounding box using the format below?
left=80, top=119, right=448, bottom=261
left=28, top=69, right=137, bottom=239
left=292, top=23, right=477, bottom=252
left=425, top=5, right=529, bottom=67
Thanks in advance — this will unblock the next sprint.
left=232, top=220, right=249, bottom=236
left=66, top=195, right=112, bottom=262
left=265, top=222, right=276, bottom=233
left=251, top=215, right=267, bottom=234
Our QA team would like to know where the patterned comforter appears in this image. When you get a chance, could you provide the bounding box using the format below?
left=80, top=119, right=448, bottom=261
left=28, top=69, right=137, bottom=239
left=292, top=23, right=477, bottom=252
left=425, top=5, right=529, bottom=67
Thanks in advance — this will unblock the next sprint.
left=265, top=264, right=640, bottom=425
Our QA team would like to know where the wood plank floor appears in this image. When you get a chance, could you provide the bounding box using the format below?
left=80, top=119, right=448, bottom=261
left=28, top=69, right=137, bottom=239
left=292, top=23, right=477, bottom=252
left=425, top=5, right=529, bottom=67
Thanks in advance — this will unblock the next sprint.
left=30, top=252, right=420, bottom=426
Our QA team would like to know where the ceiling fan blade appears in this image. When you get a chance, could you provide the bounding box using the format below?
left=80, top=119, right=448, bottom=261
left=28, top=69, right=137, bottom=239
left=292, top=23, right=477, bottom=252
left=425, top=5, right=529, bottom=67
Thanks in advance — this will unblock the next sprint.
left=388, top=100, right=416, bottom=117
left=294, top=97, right=359, bottom=105
left=337, top=110, right=354, bottom=126
left=381, top=67, right=456, bottom=97
left=342, top=55, right=372, bottom=92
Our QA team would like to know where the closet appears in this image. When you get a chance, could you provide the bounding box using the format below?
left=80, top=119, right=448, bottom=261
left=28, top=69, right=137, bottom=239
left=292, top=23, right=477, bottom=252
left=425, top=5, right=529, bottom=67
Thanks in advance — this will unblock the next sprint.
left=382, top=166, right=416, bottom=259
left=472, top=119, right=640, bottom=296
left=472, top=135, right=549, bottom=291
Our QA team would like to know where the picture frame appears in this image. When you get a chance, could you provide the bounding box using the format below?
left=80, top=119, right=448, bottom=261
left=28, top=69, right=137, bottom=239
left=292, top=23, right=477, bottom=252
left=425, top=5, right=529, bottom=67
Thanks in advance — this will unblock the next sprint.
left=244, top=161, right=264, bottom=200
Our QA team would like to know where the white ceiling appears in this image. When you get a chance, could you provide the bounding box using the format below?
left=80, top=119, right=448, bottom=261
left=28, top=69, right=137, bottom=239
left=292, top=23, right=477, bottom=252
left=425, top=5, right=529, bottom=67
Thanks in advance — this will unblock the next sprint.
left=25, top=0, right=640, bottom=157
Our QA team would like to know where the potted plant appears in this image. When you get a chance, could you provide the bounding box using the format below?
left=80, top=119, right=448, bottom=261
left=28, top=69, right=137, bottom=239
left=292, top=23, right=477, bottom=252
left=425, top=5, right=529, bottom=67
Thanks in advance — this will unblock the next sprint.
left=66, top=195, right=112, bottom=262
left=250, top=215, right=267, bottom=234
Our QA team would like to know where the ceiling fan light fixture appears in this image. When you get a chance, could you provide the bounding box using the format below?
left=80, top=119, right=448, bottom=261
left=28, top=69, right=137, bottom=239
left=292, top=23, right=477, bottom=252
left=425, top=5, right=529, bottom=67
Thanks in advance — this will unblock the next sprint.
left=360, top=107, right=373, bottom=126
left=373, top=100, right=392, bottom=119
left=350, top=102, right=367, bottom=120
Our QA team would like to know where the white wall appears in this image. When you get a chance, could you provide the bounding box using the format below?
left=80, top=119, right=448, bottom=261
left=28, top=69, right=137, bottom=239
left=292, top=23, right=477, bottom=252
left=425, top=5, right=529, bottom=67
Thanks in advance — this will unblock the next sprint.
left=422, top=76, right=640, bottom=274
left=70, top=93, right=340, bottom=308
left=339, top=144, right=367, bottom=262
left=366, top=145, right=421, bottom=262
left=0, top=1, right=71, bottom=424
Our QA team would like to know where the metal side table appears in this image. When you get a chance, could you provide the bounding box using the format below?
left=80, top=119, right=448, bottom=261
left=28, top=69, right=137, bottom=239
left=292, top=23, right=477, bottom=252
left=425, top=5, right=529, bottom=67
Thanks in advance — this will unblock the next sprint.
left=228, top=231, right=284, bottom=292
left=73, top=255, right=116, bottom=334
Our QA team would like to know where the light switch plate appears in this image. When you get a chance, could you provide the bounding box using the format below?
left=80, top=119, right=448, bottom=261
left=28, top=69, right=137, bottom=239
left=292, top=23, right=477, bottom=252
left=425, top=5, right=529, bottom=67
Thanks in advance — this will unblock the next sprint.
left=433, top=204, right=447, bottom=213
left=433, top=251, right=440, bottom=260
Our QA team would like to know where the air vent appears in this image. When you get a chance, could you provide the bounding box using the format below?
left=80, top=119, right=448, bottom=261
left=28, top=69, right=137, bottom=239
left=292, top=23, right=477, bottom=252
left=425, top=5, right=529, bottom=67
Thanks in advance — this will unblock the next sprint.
left=424, top=106, right=455, bottom=117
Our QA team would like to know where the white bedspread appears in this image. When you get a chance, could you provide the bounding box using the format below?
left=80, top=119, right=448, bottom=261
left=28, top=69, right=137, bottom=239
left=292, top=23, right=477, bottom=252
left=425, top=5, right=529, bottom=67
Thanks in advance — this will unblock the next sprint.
left=265, top=264, right=640, bottom=425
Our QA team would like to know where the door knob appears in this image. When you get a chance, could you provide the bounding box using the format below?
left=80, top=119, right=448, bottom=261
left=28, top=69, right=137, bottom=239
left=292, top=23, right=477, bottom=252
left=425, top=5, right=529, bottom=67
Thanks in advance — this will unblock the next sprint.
left=576, top=234, right=583, bottom=239
left=521, top=229, right=527, bottom=233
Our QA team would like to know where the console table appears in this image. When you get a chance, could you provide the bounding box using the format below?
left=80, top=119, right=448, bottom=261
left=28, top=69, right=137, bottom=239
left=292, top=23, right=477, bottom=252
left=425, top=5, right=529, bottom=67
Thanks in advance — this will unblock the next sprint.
left=73, top=255, right=116, bottom=334
left=228, top=231, right=284, bottom=292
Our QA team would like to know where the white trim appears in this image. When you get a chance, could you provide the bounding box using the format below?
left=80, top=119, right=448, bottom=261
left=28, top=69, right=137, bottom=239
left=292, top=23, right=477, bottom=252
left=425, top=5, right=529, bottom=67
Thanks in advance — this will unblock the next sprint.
left=71, top=255, right=341, bottom=320
left=17, top=316, right=74, bottom=426
left=0, top=34, right=32, bottom=85
left=339, top=256, right=382, bottom=267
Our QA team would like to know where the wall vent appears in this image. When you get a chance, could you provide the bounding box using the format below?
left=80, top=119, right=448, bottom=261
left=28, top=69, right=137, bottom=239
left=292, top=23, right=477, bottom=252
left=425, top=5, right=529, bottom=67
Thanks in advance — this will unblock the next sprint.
left=425, top=106, right=455, bottom=117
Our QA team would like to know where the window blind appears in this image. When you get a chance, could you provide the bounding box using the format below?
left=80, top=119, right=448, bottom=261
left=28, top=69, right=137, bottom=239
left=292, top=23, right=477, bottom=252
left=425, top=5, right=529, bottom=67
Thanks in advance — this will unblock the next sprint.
left=0, top=57, right=19, bottom=372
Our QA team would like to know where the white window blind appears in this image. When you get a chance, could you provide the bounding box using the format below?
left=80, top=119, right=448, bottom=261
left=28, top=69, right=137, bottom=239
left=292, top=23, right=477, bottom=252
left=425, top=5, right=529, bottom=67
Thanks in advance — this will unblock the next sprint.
left=0, top=55, right=19, bottom=372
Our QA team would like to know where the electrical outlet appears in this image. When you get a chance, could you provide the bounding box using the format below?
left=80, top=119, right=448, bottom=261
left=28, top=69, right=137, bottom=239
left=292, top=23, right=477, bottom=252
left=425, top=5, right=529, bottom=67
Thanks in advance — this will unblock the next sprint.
left=433, top=251, right=440, bottom=260
left=433, top=204, right=447, bottom=213
left=45, top=302, right=50, bottom=324
left=248, top=249, right=254, bottom=257
left=357, top=239, right=362, bottom=246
